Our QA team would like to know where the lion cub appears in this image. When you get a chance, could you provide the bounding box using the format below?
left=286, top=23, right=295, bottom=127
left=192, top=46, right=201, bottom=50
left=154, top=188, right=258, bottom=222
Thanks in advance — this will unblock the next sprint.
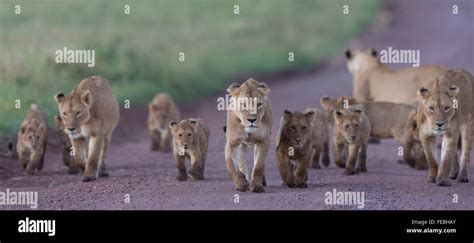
left=276, top=110, right=315, bottom=188
left=16, top=104, right=48, bottom=174
left=148, top=93, right=180, bottom=152
left=333, top=106, right=371, bottom=175
left=304, top=108, right=330, bottom=168
left=54, top=115, right=80, bottom=174
left=170, top=118, right=210, bottom=181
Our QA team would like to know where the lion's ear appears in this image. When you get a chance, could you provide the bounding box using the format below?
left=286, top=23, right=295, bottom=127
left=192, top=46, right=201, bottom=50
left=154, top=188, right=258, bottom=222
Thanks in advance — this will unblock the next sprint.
left=20, top=126, right=26, bottom=135
left=345, top=49, right=352, bottom=60
left=80, top=90, right=93, bottom=107
left=447, top=85, right=459, bottom=98
left=148, top=102, right=157, bottom=112
left=320, top=96, right=331, bottom=110
left=304, top=110, right=315, bottom=124
left=418, top=87, right=430, bottom=99
left=54, top=92, right=65, bottom=104
left=257, top=82, right=270, bottom=96
left=226, top=83, right=240, bottom=96
left=189, top=119, right=199, bottom=132
left=282, top=109, right=292, bottom=123
left=367, top=48, right=377, bottom=57
left=169, top=121, right=178, bottom=133
left=334, top=110, right=344, bottom=124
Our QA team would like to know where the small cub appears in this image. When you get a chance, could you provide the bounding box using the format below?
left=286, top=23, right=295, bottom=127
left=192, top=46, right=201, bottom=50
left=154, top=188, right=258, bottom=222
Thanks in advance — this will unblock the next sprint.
left=305, top=108, right=330, bottom=168
left=170, top=118, right=210, bottom=181
left=276, top=110, right=315, bottom=188
left=333, top=106, right=371, bottom=175
left=54, top=115, right=80, bottom=174
left=148, top=93, right=181, bottom=152
left=16, top=104, right=48, bottom=174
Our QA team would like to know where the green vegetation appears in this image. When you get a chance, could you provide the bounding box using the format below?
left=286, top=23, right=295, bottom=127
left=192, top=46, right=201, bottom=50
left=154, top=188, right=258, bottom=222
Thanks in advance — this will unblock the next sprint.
left=0, top=0, right=380, bottom=138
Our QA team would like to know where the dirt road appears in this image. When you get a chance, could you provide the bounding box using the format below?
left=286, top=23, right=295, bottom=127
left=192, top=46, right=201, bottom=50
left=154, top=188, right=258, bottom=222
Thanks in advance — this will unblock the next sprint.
left=1, top=0, right=473, bottom=210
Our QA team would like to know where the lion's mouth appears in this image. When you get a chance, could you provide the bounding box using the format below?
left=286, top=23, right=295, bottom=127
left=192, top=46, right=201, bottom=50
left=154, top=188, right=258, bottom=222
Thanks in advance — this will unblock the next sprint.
left=244, top=126, right=258, bottom=133
left=433, top=128, right=447, bottom=135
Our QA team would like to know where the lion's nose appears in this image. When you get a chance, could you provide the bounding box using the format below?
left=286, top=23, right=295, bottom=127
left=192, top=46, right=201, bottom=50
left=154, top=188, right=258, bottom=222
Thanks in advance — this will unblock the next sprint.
left=435, top=122, right=444, bottom=128
left=295, top=138, right=303, bottom=143
left=68, top=127, right=76, bottom=132
left=247, top=118, right=257, bottom=124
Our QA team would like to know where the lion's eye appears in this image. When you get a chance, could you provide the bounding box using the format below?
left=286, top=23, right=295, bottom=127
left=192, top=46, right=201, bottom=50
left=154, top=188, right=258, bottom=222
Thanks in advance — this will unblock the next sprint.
left=345, top=124, right=350, bottom=129
left=302, top=126, right=307, bottom=130
left=36, top=136, right=40, bottom=139
left=76, top=111, right=82, bottom=117
left=257, top=103, right=262, bottom=108
left=290, top=126, right=296, bottom=131
left=62, top=112, right=68, bottom=117
left=178, top=134, right=183, bottom=137
left=428, top=106, right=435, bottom=112
left=187, top=133, right=192, bottom=137
left=355, top=124, right=359, bottom=128
left=444, top=106, right=450, bottom=112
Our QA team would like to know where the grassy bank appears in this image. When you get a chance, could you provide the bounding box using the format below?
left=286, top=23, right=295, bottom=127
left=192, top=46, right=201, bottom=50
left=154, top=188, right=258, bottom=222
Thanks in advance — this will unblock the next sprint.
left=0, top=0, right=380, bottom=139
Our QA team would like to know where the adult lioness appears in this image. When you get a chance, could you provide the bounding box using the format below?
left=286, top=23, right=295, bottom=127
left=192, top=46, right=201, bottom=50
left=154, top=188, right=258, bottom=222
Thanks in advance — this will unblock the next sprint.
left=225, top=78, right=271, bottom=192
left=345, top=48, right=447, bottom=104
left=276, top=110, right=314, bottom=188
left=416, top=69, right=473, bottom=186
left=54, top=76, right=120, bottom=182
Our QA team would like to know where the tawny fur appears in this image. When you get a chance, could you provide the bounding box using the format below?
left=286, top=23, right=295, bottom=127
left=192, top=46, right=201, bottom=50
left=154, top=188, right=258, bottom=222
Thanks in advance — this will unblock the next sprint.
left=275, top=110, right=315, bottom=188
left=224, top=78, right=272, bottom=193
left=416, top=69, right=473, bottom=186
left=54, top=115, right=80, bottom=174
left=346, top=48, right=447, bottom=104
left=304, top=108, right=330, bottom=168
left=170, top=118, right=209, bottom=181
left=16, top=104, right=48, bottom=174
left=148, top=93, right=180, bottom=152
left=54, top=75, right=120, bottom=182
left=332, top=106, right=371, bottom=175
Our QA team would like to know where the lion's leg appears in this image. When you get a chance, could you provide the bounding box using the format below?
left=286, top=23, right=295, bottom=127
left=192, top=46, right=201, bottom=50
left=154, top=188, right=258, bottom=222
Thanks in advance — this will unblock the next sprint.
left=98, top=134, right=111, bottom=178
left=26, top=151, right=42, bottom=175
left=71, top=138, right=86, bottom=172
left=295, top=155, right=310, bottom=188
left=310, top=146, right=321, bottom=169
left=276, top=151, right=295, bottom=188
left=225, top=141, right=249, bottom=192
left=250, top=139, right=269, bottom=193
left=449, top=152, right=459, bottom=180
left=83, top=135, right=103, bottom=182
left=160, top=129, right=172, bottom=153
left=344, top=143, right=360, bottom=175
left=66, top=146, right=80, bottom=174
left=420, top=135, right=438, bottom=183
left=189, top=151, right=205, bottom=180
left=322, top=139, right=331, bottom=167
left=174, top=152, right=188, bottom=181
left=238, top=144, right=249, bottom=180
left=333, top=142, right=346, bottom=168
left=458, top=125, right=472, bottom=183
left=150, top=130, right=161, bottom=151
left=436, top=134, right=458, bottom=186
left=356, top=143, right=368, bottom=172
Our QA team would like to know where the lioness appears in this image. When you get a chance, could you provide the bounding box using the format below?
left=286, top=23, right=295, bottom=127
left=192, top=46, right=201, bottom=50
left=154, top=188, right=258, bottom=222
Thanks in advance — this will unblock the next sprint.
left=16, top=104, right=48, bottom=174
left=0, top=142, right=13, bottom=158
left=54, top=115, right=80, bottom=174
left=416, top=69, right=473, bottom=186
left=225, top=78, right=271, bottom=192
left=170, top=118, right=209, bottom=180
left=304, top=108, right=330, bottom=168
left=54, top=75, right=120, bottom=182
left=333, top=106, right=371, bottom=175
left=345, top=48, right=447, bottom=104
left=321, top=96, right=427, bottom=169
left=148, top=93, right=180, bottom=152
left=276, top=110, right=315, bottom=188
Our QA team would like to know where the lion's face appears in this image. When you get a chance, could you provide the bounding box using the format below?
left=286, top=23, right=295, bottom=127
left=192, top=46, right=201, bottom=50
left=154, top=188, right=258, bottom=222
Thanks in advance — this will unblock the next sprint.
left=334, top=108, right=363, bottom=143
left=170, top=119, right=198, bottom=150
left=418, top=83, right=459, bottom=136
left=345, top=48, right=379, bottom=76
left=54, top=91, right=92, bottom=137
left=20, top=121, right=44, bottom=151
left=281, top=110, right=314, bottom=148
left=54, top=115, right=72, bottom=148
left=227, top=78, right=270, bottom=133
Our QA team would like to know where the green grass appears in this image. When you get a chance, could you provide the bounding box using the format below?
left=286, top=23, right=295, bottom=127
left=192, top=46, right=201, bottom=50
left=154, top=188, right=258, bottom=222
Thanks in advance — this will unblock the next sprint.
left=0, top=0, right=380, bottom=139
